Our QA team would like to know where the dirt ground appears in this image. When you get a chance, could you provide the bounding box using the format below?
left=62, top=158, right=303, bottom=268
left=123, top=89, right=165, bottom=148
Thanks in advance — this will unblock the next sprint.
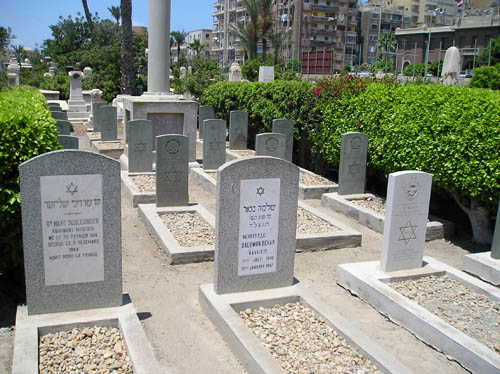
left=0, top=126, right=487, bottom=373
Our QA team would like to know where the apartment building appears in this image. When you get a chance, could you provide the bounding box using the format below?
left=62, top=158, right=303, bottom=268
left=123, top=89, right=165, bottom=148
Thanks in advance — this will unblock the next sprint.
left=388, top=0, right=460, bottom=26
left=187, top=29, right=214, bottom=60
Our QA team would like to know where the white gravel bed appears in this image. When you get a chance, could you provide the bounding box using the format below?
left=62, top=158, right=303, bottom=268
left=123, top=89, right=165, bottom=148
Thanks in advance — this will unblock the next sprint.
left=296, top=207, right=339, bottom=234
left=88, top=132, right=100, bottom=141
left=350, top=196, right=386, bottom=215
left=95, top=141, right=124, bottom=150
left=39, top=326, right=133, bottom=374
left=160, top=211, right=215, bottom=247
left=299, top=172, right=335, bottom=187
left=130, top=175, right=155, bottom=192
left=233, top=150, right=254, bottom=158
left=240, top=302, right=381, bottom=374
left=388, top=275, right=500, bottom=353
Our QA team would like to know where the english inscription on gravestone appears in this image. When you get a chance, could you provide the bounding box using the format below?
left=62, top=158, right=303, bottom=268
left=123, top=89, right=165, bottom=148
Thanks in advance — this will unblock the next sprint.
left=41, top=174, right=104, bottom=285
left=338, top=132, right=368, bottom=195
left=238, top=178, right=280, bottom=276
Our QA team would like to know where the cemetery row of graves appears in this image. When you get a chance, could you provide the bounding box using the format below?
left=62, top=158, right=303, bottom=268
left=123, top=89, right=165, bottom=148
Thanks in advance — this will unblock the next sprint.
left=2, top=70, right=499, bottom=373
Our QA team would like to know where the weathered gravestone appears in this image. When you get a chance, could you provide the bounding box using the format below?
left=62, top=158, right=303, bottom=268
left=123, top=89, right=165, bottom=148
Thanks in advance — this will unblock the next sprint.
left=229, top=62, right=242, bottom=82
left=203, top=119, right=226, bottom=170
left=58, top=135, right=79, bottom=150
left=229, top=110, right=248, bottom=150
left=441, top=46, right=461, bottom=86
left=272, top=119, right=294, bottom=162
left=199, top=105, right=215, bottom=139
left=214, top=157, right=299, bottom=294
left=52, top=111, right=68, bottom=121
left=338, top=132, right=368, bottom=195
left=55, top=120, right=71, bottom=136
left=100, top=106, right=118, bottom=141
left=128, top=120, right=153, bottom=173
left=92, top=102, right=107, bottom=132
left=156, top=135, right=189, bottom=207
left=180, top=66, right=187, bottom=78
left=255, top=133, right=286, bottom=160
left=258, top=66, right=275, bottom=82
left=491, top=203, right=500, bottom=260
left=380, top=171, right=432, bottom=272
left=19, top=150, right=122, bottom=315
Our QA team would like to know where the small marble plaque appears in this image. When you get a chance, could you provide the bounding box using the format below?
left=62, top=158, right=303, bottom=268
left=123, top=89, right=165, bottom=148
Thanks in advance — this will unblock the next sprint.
left=238, top=178, right=280, bottom=276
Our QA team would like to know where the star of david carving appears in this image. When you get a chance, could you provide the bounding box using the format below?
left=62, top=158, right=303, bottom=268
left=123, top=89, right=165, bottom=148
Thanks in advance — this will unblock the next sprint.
left=164, top=167, right=181, bottom=183
left=256, top=186, right=265, bottom=196
left=134, top=142, right=147, bottom=153
left=399, top=221, right=417, bottom=246
left=66, top=182, right=78, bottom=196
left=209, top=139, right=223, bottom=151
left=348, top=161, right=361, bottom=176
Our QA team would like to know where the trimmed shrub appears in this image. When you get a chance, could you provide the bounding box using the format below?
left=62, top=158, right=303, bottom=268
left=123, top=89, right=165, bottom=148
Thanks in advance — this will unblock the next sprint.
left=0, top=87, right=61, bottom=275
left=469, top=65, right=500, bottom=90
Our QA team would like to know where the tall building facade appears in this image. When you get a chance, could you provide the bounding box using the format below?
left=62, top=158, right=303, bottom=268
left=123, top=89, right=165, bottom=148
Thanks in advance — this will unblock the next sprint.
left=187, top=29, right=214, bottom=60
left=388, top=0, right=460, bottom=26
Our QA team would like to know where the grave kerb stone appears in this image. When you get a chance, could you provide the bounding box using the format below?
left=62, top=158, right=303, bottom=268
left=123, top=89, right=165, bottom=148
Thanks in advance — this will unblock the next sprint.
left=19, top=150, right=122, bottom=315
left=214, top=156, right=299, bottom=294
left=380, top=170, right=432, bottom=273
left=128, top=120, right=153, bottom=173
left=272, top=119, right=294, bottom=162
left=203, top=119, right=226, bottom=170
left=255, top=133, right=286, bottom=160
left=338, top=132, right=368, bottom=195
left=229, top=110, right=248, bottom=150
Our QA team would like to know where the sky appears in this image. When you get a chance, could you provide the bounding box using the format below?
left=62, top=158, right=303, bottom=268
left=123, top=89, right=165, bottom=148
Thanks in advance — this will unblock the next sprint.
left=0, top=0, right=214, bottom=49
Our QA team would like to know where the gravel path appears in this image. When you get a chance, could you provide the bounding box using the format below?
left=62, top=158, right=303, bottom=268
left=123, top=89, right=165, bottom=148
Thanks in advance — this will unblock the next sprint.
left=388, top=275, right=500, bottom=353
left=241, top=303, right=381, bottom=374
left=299, top=172, right=335, bottom=187
left=160, top=212, right=215, bottom=247
left=351, top=196, right=386, bottom=215
left=39, top=326, right=132, bottom=374
left=130, top=175, right=155, bottom=192
left=296, top=207, right=339, bottom=234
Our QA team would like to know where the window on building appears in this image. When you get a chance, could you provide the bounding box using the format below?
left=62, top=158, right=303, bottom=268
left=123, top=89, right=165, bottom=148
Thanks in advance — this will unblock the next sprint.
left=370, top=35, right=377, bottom=41
left=369, top=46, right=375, bottom=53
left=372, top=13, right=379, bottom=19
left=313, top=12, right=318, bottom=16
left=347, top=36, right=356, bottom=44
left=440, top=38, right=449, bottom=50
left=371, top=24, right=378, bottom=30
left=458, top=36, right=465, bottom=48
left=325, top=36, right=329, bottom=41
left=369, top=57, right=374, bottom=63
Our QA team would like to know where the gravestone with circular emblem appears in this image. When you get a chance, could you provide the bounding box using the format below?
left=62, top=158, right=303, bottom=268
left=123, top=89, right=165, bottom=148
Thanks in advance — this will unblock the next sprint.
left=338, top=132, right=368, bottom=195
left=229, top=110, right=248, bottom=150
left=203, top=119, right=226, bottom=170
left=156, top=134, right=189, bottom=207
left=380, top=171, right=433, bottom=272
left=255, top=133, right=286, bottom=160
left=128, top=120, right=153, bottom=173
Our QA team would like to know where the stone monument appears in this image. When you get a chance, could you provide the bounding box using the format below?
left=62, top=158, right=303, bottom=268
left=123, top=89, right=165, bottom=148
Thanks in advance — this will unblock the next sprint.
left=255, top=133, right=286, bottom=159
left=123, top=0, right=197, bottom=162
left=180, top=66, right=187, bottom=78
left=19, top=150, right=122, bottom=315
left=128, top=120, right=153, bottom=173
left=199, top=106, right=215, bottom=139
left=156, top=134, right=189, bottom=207
left=258, top=66, right=275, bottom=82
left=229, top=62, right=242, bottom=82
left=441, top=47, right=461, bottom=86
left=203, top=119, right=226, bottom=170
left=83, top=66, right=92, bottom=78
left=214, top=157, right=299, bottom=294
left=7, top=58, right=20, bottom=86
left=229, top=110, right=248, bottom=150
left=380, top=171, right=432, bottom=272
left=188, top=66, right=192, bottom=75
left=272, top=119, right=294, bottom=162
left=67, top=71, right=90, bottom=122
left=338, top=132, right=368, bottom=195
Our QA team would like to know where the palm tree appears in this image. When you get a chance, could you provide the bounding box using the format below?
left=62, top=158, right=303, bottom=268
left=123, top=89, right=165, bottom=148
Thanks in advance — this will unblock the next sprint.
left=376, top=33, right=396, bottom=62
left=108, top=5, right=121, bottom=25
left=188, top=39, right=207, bottom=59
left=268, top=28, right=290, bottom=65
left=171, top=30, right=187, bottom=62
left=81, top=0, right=96, bottom=43
left=231, top=21, right=256, bottom=60
left=12, top=44, right=25, bottom=63
left=120, top=0, right=135, bottom=94
left=259, top=0, right=274, bottom=61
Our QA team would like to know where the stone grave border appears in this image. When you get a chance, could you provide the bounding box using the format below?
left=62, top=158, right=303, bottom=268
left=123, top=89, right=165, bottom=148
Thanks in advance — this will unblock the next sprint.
left=90, top=139, right=125, bottom=160
left=121, top=171, right=156, bottom=207
left=138, top=203, right=215, bottom=264
left=12, top=295, right=161, bottom=374
left=225, top=148, right=255, bottom=162
left=190, top=167, right=217, bottom=196
left=199, top=282, right=411, bottom=374
left=336, top=256, right=500, bottom=373
left=321, top=192, right=454, bottom=241
left=463, top=252, right=500, bottom=286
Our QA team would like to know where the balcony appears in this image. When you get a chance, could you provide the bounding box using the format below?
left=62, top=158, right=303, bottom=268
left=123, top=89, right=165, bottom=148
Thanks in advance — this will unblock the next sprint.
left=312, top=4, right=339, bottom=11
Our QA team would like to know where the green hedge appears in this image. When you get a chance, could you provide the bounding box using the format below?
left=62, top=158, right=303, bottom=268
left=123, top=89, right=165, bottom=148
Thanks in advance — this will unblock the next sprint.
left=0, top=87, right=61, bottom=275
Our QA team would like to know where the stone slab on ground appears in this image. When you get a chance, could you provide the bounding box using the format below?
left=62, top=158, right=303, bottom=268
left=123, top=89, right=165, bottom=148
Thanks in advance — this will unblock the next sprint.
left=336, top=256, right=500, bottom=374
left=138, top=203, right=216, bottom=264
left=12, top=294, right=161, bottom=374
left=226, top=149, right=255, bottom=161
left=90, top=140, right=125, bottom=160
left=190, top=167, right=217, bottom=196
left=199, top=282, right=411, bottom=374
left=463, top=251, right=500, bottom=286
left=121, top=171, right=156, bottom=207
left=298, top=168, right=338, bottom=199
left=321, top=192, right=454, bottom=241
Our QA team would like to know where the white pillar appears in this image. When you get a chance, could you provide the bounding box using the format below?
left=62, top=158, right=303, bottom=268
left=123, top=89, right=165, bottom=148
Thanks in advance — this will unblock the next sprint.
left=147, top=0, right=171, bottom=94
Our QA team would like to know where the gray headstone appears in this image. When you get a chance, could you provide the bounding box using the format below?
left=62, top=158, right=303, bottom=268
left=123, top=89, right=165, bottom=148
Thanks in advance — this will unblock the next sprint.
left=258, top=66, right=275, bottom=82
left=19, top=150, right=122, bottom=315
left=146, top=113, right=184, bottom=151
left=55, top=120, right=71, bottom=136
left=338, top=132, right=368, bottom=196
left=58, top=135, right=79, bottom=149
left=92, top=102, right=107, bottom=132
left=441, top=46, right=461, bottom=86
left=156, top=135, right=189, bottom=207
left=199, top=106, right=215, bottom=139
left=380, top=171, right=432, bottom=273
left=491, top=203, right=500, bottom=259
left=100, top=106, right=118, bottom=141
left=272, top=119, right=294, bottom=162
left=52, top=111, right=68, bottom=121
left=48, top=104, right=62, bottom=111
left=203, top=119, right=226, bottom=170
left=128, top=120, right=153, bottom=173
left=229, top=110, right=248, bottom=150
left=229, top=62, right=242, bottom=82
left=255, top=133, right=286, bottom=160
left=214, top=157, right=299, bottom=295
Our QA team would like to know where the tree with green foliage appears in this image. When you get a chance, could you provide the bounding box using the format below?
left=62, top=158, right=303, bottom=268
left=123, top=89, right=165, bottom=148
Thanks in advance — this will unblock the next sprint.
left=120, top=0, right=135, bottom=94
left=259, top=0, right=274, bottom=61
left=268, top=28, right=290, bottom=65
left=171, top=30, right=187, bottom=62
left=477, top=34, right=500, bottom=67
left=376, top=33, right=396, bottom=71
left=12, top=44, right=25, bottom=63
left=108, top=5, right=121, bottom=25
left=188, top=39, right=207, bottom=59
left=231, top=0, right=259, bottom=60
left=81, top=0, right=96, bottom=43
left=469, top=64, right=500, bottom=90
left=0, top=26, right=14, bottom=53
